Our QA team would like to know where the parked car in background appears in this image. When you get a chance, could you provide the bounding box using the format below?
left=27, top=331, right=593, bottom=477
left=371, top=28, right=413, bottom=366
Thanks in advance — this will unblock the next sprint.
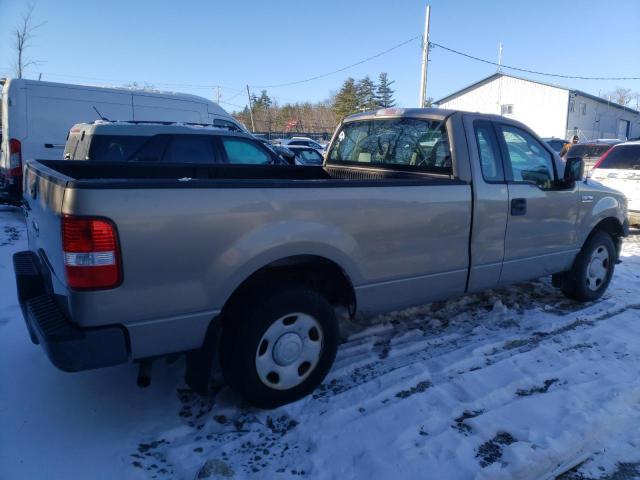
left=64, top=121, right=283, bottom=165
left=590, top=141, right=640, bottom=226
left=0, top=78, right=244, bottom=202
left=254, top=137, right=297, bottom=165
left=567, top=139, right=621, bottom=173
left=286, top=145, right=325, bottom=165
left=256, top=139, right=324, bottom=165
left=271, top=145, right=297, bottom=165
left=281, top=136, right=326, bottom=152
left=14, top=107, right=628, bottom=408
left=542, top=137, right=567, bottom=154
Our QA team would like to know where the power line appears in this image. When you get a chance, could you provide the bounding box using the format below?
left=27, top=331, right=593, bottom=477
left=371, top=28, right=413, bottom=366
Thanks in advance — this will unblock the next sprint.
left=430, top=42, right=640, bottom=81
left=251, top=34, right=421, bottom=88
left=219, top=100, right=246, bottom=109
left=224, top=89, right=245, bottom=102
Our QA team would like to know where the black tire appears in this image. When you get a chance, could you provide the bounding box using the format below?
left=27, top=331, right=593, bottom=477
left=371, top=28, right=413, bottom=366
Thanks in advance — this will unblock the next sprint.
left=220, top=285, right=338, bottom=409
left=561, top=231, right=616, bottom=302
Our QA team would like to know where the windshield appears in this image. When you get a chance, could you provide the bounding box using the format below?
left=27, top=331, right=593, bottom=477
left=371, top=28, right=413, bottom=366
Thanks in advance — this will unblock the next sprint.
left=328, top=117, right=451, bottom=173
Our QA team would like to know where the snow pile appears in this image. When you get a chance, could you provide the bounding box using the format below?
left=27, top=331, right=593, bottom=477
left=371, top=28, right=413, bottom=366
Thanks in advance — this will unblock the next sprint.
left=1, top=206, right=640, bottom=480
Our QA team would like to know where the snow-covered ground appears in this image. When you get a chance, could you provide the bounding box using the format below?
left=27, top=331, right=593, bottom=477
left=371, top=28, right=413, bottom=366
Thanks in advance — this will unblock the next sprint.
left=1, top=204, right=640, bottom=480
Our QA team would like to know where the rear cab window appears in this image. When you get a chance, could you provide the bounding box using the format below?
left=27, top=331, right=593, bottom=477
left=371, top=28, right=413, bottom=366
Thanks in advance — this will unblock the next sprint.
left=328, top=117, right=451, bottom=174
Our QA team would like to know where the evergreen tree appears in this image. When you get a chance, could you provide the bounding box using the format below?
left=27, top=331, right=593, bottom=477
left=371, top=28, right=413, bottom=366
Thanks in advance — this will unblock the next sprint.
left=252, top=90, right=272, bottom=110
left=332, top=78, right=358, bottom=119
left=355, top=76, right=377, bottom=111
left=375, top=72, right=395, bottom=108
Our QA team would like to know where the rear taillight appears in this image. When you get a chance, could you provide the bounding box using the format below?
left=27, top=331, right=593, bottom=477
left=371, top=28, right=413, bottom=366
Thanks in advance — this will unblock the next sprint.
left=62, top=215, right=122, bottom=290
left=592, top=147, right=613, bottom=170
left=7, top=138, right=22, bottom=181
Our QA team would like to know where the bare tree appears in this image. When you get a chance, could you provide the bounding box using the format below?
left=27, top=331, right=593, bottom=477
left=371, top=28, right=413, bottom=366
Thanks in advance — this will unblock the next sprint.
left=13, top=3, right=44, bottom=79
left=607, top=87, right=634, bottom=107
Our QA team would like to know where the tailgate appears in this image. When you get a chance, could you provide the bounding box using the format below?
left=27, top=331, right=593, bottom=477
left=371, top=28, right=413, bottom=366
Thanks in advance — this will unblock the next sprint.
left=23, top=161, right=69, bottom=288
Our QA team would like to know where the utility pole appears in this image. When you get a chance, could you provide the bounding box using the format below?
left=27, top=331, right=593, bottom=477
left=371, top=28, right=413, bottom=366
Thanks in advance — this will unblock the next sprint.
left=497, top=43, right=503, bottom=72
left=418, top=4, right=431, bottom=108
left=216, top=86, right=221, bottom=104
left=246, top=84, right=256, bottom=132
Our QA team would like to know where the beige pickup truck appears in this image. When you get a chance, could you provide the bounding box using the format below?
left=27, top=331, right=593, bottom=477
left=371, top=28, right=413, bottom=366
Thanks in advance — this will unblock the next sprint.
left=13, top=108, right=629, bottom=407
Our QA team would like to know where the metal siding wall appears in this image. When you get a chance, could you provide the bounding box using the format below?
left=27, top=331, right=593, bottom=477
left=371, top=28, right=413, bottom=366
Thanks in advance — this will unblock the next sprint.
left=439, top=76, right=570, bottom=138
left=567, top=94, right=640, bottom=140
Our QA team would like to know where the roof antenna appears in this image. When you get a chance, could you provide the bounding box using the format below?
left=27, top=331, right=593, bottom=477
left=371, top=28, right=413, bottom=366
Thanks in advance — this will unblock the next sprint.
left=93, top=106, right=110, bottom=122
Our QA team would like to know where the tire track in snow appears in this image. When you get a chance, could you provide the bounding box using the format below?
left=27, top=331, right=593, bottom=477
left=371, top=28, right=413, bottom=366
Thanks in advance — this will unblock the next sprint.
left=130, top=244, right=640, bottom=480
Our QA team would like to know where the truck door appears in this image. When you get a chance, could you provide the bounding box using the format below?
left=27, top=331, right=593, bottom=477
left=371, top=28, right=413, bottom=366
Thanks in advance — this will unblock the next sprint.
left=463, top=116, right=510, bottom=292
left=494, top=122, right=580, bottom=284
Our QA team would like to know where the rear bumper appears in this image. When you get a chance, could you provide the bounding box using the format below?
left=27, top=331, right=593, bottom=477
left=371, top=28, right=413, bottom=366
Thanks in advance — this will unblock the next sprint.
left=12, top=250, right=130, bottom=372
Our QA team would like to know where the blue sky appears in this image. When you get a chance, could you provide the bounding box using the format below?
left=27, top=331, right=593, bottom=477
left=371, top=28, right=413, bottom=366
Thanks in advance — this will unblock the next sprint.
left=1, top=0, right=639, bottom=112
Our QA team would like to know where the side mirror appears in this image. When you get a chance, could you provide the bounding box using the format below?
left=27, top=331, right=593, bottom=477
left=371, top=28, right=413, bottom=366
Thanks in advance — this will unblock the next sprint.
left=564, top=157, right=584, bottom=183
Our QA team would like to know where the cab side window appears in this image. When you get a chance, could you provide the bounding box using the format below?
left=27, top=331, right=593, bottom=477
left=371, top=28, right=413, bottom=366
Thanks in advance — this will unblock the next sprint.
left=473, top=121, right=504, bottom=182
left=498, top=125, right=555, bottom=189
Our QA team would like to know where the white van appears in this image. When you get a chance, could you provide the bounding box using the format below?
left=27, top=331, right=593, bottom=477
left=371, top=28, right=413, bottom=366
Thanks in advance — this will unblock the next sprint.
left=0, top=78, right=243, bottom=202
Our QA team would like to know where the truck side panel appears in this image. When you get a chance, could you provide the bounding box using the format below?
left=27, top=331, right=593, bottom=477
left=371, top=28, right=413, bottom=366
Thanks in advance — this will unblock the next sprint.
left=61, top=181, right=471, bottom=357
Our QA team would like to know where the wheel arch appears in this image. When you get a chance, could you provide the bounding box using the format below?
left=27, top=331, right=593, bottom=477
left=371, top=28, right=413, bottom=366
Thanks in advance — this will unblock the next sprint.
left=587, top=216, right=626, bottom=259
left=221, top=254, right=357, bottom=320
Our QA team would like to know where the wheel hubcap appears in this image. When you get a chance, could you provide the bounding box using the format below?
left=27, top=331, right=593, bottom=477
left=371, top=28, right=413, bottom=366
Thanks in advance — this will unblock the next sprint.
left=273, top=333, right=303, bottom=366
left=586, top=245, right=609, bottom=291
left=255, top=313, right=323, bottom=390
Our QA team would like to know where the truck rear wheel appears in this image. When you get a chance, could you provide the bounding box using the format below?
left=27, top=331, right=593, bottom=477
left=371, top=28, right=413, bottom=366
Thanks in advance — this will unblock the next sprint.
left=560, top=231, right=616, bottom=302
left=221, top=285, right=338, bottom=408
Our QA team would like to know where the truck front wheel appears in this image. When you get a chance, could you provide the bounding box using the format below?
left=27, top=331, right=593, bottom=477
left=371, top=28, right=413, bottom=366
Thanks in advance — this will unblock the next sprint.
left=221, top=285, right=338, bottom=408
left=560, top=231, right=616, bottom=302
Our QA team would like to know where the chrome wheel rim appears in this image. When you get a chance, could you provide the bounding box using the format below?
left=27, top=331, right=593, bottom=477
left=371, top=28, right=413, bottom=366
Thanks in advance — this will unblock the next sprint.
left=586, top=245, right=609, bottom=291
left=255, top=313, right=323, bottom=390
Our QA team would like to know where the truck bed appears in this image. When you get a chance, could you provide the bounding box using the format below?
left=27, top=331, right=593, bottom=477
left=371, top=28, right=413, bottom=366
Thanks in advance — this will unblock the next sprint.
left=32, top=160, right=463, bottom=188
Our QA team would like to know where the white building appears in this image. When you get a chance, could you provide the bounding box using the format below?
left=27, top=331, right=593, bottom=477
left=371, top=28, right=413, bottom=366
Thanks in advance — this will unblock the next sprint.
left=435, top=73, right=640, bottom=141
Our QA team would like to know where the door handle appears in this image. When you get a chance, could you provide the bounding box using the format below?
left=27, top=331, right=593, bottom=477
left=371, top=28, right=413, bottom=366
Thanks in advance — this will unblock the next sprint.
left=511, top=198, right=527, bottom=216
